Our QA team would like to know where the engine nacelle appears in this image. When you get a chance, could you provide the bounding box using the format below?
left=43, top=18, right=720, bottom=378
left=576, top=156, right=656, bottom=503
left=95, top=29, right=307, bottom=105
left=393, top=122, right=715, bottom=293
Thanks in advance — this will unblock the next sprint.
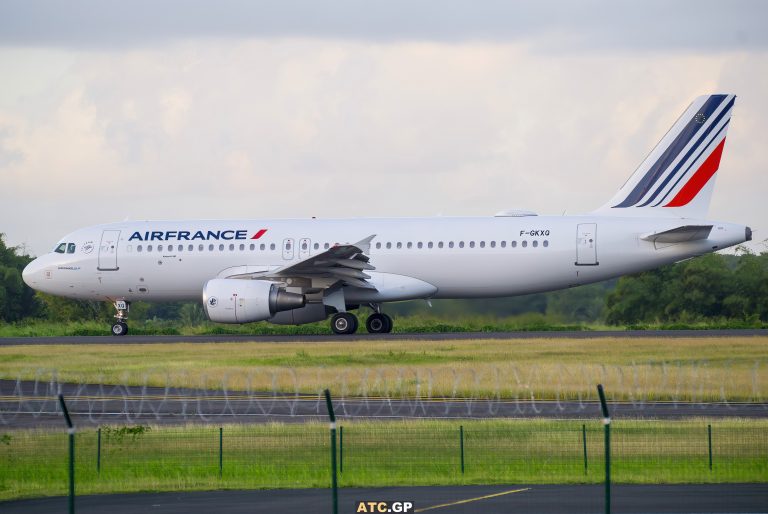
left=202, top=279, right=305, bottom=324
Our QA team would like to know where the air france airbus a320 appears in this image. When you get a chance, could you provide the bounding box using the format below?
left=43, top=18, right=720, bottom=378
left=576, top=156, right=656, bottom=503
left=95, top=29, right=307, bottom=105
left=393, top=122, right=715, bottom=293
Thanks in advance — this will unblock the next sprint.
left=23, top=94, right=752, bottom=335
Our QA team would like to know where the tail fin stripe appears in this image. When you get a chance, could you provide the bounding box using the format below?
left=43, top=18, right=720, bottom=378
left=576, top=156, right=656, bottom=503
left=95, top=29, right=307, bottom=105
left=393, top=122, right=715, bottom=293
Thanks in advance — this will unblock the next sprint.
left=664, top=138, right=726, bottom=207
left=637, top=97, right=734, bottom=207
left=651, top=118, right=730, bottom=207
left=612, top=94, right=727, bottom=208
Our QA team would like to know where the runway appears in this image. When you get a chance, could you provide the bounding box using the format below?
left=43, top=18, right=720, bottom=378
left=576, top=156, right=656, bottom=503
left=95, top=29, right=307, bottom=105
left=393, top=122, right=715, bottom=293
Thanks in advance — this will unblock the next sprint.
left=0, top=328, right=766, bottom=346
left=2, top=379, right=765, bottom=427
left=2, top=484, right=766, bottom=513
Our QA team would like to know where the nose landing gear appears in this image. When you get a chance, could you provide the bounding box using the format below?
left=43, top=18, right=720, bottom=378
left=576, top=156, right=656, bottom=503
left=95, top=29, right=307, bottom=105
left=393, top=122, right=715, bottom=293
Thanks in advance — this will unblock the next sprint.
left=111, top=300, right=130, bottom=336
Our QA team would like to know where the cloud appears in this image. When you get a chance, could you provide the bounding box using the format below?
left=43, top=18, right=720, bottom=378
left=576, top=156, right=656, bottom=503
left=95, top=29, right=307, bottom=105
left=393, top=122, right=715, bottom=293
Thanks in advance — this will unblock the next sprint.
left=1, top=38, right=766, bottom=256
left=0, top=0, right=766, bottom=52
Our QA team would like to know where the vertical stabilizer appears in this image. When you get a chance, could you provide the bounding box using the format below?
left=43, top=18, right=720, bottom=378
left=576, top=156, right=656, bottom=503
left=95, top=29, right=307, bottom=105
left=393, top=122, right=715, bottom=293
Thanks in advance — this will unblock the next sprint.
left=595, top=94, right=735, bottom=218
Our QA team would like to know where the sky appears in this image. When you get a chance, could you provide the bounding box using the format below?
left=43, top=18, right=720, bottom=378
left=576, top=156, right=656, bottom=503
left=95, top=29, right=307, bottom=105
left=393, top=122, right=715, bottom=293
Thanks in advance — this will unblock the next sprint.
left=1, top=0, right=766, bottom=256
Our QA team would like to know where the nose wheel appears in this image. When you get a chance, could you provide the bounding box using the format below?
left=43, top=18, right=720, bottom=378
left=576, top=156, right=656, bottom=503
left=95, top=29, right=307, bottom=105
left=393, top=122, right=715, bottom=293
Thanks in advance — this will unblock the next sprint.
left=330, top=312, right=358, bottom=335
left=111, top=322, right=128, bottom=336
left=111, top=300, right=130, bottom=336
left=366, top=313, right=393, bottom=333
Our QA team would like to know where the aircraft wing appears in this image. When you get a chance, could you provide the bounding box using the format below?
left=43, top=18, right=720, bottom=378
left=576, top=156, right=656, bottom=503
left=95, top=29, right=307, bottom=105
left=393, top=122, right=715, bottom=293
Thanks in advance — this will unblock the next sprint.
left=640, top=225, right=713, bottom=244
left=268, top=235, right=377, bottom=288
left=242, top=235, right=378, bottom=289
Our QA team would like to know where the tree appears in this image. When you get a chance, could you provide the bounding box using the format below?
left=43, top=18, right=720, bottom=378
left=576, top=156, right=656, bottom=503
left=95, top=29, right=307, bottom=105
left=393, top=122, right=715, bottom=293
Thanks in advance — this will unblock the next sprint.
left=0, top=234, right=42, bottom=321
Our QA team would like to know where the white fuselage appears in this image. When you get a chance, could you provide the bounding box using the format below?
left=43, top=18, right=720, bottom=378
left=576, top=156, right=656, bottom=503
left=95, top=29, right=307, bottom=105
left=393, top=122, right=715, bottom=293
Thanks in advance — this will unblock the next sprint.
left=22, top=215, right=749, bottom=306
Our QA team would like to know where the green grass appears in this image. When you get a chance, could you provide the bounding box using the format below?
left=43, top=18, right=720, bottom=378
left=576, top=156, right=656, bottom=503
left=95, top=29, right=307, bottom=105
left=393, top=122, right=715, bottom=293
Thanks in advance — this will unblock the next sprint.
left=1, top=314, right=766, bottom=338
left=1, top=419, right=766, bottom=501
left=1, top=337, right=766, bottom=401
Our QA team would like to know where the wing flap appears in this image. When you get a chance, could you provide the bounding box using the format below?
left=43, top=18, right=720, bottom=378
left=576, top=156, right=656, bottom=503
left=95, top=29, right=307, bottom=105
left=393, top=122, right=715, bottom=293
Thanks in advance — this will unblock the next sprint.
left=266, top=235, right=378, bottom=288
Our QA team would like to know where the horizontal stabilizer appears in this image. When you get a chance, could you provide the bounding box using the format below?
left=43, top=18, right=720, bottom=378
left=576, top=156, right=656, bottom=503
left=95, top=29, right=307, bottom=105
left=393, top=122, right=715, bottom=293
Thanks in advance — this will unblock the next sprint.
left=641, top=225, right=713, bottom=244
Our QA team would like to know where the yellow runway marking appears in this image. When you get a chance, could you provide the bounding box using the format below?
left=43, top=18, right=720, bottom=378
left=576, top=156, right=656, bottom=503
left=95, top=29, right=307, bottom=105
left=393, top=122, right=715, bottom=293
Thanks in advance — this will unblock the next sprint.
left=414, top=487, right=530, bottom=512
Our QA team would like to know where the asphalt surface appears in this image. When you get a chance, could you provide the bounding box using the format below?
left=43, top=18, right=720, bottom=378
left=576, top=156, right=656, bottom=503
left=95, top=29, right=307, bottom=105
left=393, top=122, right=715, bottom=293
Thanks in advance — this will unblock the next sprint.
left=2, top=484, right=767, bottom=513
left=1, top=329, right=766, bottom=345
left=2, top=379, right=765, bottom=427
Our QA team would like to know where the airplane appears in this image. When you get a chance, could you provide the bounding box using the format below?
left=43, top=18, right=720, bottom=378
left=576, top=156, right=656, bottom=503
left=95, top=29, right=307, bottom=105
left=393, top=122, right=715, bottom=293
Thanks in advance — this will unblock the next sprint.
left=22, top=94, right=751, bottom=336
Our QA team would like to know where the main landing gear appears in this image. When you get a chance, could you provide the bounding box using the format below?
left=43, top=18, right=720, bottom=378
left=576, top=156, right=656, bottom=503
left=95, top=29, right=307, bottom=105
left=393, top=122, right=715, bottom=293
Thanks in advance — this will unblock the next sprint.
left=329, top=310, right=393, bottom=335
left=111, top=300, right=129, bottom=336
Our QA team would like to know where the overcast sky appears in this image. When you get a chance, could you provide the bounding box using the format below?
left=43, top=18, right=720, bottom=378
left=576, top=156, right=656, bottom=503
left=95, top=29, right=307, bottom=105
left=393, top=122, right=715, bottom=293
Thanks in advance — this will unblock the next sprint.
left=1, top=0, right=766, bottom=256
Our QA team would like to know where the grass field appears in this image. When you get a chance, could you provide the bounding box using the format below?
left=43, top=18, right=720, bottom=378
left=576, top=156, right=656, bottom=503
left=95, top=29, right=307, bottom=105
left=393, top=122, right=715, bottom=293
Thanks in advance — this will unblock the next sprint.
left=1, top=419, right=765, bottom=501
left=1, top=316, right=765, bottom=338
left=0, top=337, right=766, bottom=401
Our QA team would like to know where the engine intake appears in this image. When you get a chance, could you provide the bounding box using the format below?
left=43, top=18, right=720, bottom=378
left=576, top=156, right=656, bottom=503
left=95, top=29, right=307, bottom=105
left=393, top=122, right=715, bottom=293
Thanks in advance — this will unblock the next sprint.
left=202, top=279, right=305, bottom=324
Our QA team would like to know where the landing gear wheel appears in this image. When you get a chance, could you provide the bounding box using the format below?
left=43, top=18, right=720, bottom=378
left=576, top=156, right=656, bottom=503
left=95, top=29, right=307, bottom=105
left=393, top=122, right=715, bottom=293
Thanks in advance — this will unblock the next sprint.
left=331, top=312, right=358, bottom=335
left=111, top=322, right=128, bottom=336
left=381, top=313, right=393, bottom=333
left=366, top=313, right=393, bottom=334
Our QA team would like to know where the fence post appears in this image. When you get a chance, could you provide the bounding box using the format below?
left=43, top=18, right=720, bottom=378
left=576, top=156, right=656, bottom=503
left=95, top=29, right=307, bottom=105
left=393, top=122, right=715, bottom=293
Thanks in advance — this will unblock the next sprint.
left=324, top=389, right=338, bottom=514
left=219, top=427, right=223, bottom=478
left=597, top=385, right=611, bottom=514
left=97, top=428, right=101, bottom=475
left=459, top=425, right=465, bottom=474
left=339, top=426, right=343, bottom=474
left=707, top=424, right=712, bottom=471
left=582, top=424, right=588, bottom=474
left=58, top=394, right=76, bottom=514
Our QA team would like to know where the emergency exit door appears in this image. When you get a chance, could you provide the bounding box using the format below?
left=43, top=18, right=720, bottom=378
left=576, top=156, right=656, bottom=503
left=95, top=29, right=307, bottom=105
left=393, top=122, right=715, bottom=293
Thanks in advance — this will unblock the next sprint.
left=576, top=223, right=598, bottom=266
left=98, top=230, right=121, bottom=271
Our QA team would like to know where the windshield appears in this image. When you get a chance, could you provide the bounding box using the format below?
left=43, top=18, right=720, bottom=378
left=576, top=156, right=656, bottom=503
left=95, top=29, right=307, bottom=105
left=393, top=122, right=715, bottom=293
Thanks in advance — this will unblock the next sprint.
left=54, top=243, right=66, bottom=254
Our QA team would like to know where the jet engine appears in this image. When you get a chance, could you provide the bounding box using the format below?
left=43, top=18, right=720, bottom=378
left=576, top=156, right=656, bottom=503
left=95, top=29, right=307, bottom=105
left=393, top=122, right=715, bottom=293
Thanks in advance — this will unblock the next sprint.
left=202, top=279, right=305, bottom=323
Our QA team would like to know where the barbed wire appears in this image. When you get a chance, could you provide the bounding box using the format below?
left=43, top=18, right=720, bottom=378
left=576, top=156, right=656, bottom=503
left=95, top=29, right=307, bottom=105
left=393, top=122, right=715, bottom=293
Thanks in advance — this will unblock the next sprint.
left=1, top=360, right=765, bottom=426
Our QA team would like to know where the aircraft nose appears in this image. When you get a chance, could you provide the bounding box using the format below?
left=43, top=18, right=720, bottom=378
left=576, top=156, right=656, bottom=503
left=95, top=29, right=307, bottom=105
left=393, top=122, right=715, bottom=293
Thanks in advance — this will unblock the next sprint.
left=22, top=258, right=42, bottom=289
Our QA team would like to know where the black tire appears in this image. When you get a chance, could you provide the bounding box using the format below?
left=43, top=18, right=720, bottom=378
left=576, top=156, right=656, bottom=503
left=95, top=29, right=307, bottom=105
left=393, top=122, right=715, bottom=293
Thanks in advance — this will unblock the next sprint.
left=366, top=313, right=387, bottom=334
left=381, top=313, right=393, bottom=333
left=111, top=322, right=128, bottom=336
left=331, top=313, right=358, bottom=335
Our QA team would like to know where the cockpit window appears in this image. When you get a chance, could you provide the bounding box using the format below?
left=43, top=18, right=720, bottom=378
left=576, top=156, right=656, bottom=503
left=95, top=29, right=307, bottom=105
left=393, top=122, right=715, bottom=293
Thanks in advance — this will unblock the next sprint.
left=67, top=243, right=76, bottom=254
left=54, top=243, right=67, bottom=254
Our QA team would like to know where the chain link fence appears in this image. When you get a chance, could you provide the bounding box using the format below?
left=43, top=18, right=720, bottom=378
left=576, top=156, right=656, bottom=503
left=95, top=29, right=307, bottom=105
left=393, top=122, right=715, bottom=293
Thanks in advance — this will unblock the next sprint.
left=1, top=419, right=766, bottom=501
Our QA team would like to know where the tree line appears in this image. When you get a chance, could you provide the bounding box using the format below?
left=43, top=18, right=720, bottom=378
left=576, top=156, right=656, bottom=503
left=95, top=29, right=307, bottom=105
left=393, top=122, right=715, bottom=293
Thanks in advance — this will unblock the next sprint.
left=1, top=233, right=766, bottom=326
